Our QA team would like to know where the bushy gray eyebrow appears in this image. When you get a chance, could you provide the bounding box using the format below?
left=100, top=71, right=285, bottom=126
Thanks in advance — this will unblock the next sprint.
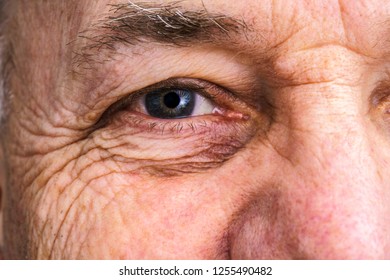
left=74, top=1, right=248, bottom=59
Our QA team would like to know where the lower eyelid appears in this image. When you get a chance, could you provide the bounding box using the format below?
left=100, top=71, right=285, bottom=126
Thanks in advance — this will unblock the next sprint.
left=89, top=113, right=255, bottom=176
left=102, top=108, right=254, bottom=143
left=114, top=110, right=228, bottom=134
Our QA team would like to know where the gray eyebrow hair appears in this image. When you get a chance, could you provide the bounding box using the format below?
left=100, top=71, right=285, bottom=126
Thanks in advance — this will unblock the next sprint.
left=74, top=1, right=248, bottom=64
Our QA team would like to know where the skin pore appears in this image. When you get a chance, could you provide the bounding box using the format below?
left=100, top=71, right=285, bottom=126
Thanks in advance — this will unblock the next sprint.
left=1, top=0, right=390, bottom=259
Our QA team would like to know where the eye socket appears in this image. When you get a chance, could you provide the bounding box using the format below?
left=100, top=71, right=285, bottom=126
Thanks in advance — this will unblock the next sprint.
left=138, top=88, right=215, bottom=119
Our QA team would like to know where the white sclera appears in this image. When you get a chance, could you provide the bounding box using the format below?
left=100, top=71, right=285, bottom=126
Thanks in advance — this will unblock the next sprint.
left=191, top=94, right=215, bottom=116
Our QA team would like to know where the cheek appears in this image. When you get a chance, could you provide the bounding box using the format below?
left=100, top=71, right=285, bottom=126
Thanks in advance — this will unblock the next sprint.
left=25, top=151, right=243, bottom=259
left=11, top=101, right=255, bottom=259
left=78, top=177, right=229, bottom=259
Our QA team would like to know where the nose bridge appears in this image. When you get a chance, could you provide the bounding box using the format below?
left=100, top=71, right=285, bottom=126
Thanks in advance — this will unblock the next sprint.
left=282, top=135, right=386, bottom=259
left=285, top=88, right=366, bottom=170
left=230, top=80, right=390, bottom=259
left=269, top=80, right=365, bottom=169
left=270, top=85, right=388, bottom=259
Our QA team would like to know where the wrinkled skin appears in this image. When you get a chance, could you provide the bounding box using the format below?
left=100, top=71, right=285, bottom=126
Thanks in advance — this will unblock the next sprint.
left=1, top=0, right=390, bottom=259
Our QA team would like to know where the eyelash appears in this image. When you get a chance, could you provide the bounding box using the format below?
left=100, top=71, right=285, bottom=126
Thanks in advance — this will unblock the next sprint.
left=92, top=78, right=248, bottom=132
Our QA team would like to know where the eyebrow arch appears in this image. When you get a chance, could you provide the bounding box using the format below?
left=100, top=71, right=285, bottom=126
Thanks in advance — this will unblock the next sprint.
left=74, top=1, right=248, bottom=61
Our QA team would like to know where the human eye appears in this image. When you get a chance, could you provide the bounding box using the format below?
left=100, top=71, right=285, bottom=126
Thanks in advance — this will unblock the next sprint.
left=89, top=77, right=257, bottom=176
left=137, top=87, right=214, bottom=119
left=95, top=78, right=249, bottom=131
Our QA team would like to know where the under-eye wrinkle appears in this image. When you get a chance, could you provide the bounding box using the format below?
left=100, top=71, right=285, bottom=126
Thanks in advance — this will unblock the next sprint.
left=90, top=119, right=254, bottom=177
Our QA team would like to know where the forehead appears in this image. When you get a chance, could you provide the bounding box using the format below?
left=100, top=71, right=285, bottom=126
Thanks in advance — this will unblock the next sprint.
left=5, top=0, right=390, bottom=94
left=12, top=0, right=390, bottom=56
left=4, top=0, right=388, bottom=114
left=202, top=0, right=390, bottom=57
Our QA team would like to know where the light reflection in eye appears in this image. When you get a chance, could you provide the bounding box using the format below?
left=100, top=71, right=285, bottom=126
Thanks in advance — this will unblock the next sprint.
left=138, top=88, right=215, bottom=119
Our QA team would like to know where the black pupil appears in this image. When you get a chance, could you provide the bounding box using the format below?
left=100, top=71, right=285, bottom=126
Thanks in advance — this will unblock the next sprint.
left=163, top=91, right=181, bottom=109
